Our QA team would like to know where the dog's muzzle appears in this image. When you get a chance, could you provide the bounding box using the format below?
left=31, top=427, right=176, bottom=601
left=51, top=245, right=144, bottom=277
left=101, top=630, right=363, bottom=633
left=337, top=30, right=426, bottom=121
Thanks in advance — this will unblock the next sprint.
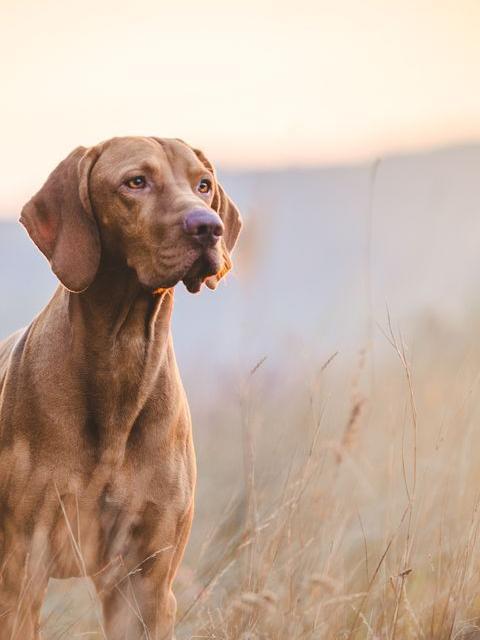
left=183, top=209, right=224, bottom=248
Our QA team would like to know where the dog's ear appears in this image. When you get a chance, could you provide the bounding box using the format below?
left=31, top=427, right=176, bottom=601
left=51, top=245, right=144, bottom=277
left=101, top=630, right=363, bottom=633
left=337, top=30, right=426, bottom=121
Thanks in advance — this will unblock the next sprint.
left=179, top=141, right=243, bottom=289
left=20, top=146, right=101, bottom=293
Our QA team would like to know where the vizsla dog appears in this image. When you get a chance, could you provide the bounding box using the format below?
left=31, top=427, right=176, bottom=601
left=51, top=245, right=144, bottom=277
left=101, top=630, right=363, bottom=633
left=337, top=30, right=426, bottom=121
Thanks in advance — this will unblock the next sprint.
left=0, top=137, right=241, bottom=639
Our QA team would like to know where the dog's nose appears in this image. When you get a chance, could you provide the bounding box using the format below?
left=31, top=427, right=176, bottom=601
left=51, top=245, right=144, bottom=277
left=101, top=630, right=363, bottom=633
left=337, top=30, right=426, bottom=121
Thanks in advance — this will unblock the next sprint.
left=183, top=209, right=224, bottom=246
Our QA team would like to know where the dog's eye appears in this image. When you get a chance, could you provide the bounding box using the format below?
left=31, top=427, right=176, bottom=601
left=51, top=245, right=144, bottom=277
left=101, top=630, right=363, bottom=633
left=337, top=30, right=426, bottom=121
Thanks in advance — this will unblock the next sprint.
left=125, top=176, right=146, bottom=190
left=197, top=178, right=212, bottom=195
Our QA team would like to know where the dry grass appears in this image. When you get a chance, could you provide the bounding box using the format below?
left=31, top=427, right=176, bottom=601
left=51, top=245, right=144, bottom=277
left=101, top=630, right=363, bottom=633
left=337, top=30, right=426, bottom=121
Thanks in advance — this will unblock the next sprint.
left=39, top=310, right=480, bottom=639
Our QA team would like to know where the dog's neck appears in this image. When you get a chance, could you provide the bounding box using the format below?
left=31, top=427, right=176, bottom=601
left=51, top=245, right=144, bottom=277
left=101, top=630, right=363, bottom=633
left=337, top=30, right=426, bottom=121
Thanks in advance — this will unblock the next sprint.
left=62, top=262, right=178, bottom=462
left=71, top=262, right=173, bottom=345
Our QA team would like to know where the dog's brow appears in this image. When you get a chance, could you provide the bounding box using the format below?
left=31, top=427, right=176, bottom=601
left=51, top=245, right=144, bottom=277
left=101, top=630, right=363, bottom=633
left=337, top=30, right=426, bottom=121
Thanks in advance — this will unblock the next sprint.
left=118, top=161, right=159, bottom=178
left=189, top=161, right=212, bottom=178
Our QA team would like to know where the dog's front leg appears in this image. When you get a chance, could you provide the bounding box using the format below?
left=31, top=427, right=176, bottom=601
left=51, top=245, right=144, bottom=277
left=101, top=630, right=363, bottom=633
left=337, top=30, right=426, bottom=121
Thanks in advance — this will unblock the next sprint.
left=95, top=571, right=177, bottom=640
left=0, top=545, right=48, bottom=640
left=94, top=503, right=194, bottom=640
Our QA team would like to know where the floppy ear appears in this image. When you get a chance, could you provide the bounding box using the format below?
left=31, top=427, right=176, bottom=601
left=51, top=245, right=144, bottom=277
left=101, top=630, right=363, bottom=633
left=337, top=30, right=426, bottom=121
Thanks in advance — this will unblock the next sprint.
left=20, top=146, right=101, bottom=293
left=188, top=145, right=243, bottom=289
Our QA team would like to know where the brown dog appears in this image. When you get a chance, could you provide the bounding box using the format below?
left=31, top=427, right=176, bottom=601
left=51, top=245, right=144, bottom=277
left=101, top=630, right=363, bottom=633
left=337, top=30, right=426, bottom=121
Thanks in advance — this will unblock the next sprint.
left=0, top=137, right=241, bottom=639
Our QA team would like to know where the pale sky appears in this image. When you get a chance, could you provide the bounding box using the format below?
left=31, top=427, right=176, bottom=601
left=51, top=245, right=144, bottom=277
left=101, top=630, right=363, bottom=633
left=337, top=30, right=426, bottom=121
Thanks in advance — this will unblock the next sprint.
left=1, top=0, right=480, bottom=215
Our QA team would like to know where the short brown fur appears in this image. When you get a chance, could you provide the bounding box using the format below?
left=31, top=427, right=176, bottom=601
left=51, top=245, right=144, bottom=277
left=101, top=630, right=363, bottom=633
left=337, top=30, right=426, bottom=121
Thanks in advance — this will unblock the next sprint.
left=0, top=137, right=241, bottom=639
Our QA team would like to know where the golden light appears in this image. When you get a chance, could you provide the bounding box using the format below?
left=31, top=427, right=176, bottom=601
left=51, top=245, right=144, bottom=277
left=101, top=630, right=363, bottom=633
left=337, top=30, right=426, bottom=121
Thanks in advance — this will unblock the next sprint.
left=1, top=0, right=480, bottom=215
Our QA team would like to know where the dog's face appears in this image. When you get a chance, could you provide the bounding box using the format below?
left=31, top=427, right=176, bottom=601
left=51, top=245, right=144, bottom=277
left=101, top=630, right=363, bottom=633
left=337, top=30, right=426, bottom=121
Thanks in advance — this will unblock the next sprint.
left=90, top=137, right=234, bottom=293
left=20, top=136, right=242, bottom=293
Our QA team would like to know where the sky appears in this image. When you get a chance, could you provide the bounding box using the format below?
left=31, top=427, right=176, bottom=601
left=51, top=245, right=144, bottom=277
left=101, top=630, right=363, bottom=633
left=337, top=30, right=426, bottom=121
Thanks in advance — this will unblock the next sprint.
left=1, top=0, right=480, bottom=215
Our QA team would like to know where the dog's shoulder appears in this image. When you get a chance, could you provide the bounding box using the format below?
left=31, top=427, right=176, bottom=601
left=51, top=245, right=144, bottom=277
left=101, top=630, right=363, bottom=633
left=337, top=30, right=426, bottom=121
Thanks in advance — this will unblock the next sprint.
left=0, top=328, right=26, bottom=383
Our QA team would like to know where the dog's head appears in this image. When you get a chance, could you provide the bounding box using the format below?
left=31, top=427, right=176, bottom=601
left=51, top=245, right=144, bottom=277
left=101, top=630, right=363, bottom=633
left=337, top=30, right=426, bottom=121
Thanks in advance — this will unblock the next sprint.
left=20, top=137, right=242, bottom=293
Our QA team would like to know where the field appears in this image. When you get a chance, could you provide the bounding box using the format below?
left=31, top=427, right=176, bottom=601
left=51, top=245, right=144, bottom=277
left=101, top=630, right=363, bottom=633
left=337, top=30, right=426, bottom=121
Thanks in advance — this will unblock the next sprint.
left=2, top=0, right=479, bottom=635
left=2, top=146, right=480, bottom=639
left=38, top=308, right=480, bottom=639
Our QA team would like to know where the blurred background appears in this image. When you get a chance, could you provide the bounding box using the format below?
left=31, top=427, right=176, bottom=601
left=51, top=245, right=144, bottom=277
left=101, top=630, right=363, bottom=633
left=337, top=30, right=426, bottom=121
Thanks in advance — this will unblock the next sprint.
left=2, top=0, right=480, bottom=378
left=3, top=1, right=480, bottom=637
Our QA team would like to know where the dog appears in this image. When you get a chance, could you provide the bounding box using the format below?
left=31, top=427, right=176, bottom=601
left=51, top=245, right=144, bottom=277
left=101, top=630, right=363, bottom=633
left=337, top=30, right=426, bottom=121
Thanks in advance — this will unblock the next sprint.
left=0, top=136, right=242, bottom=639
